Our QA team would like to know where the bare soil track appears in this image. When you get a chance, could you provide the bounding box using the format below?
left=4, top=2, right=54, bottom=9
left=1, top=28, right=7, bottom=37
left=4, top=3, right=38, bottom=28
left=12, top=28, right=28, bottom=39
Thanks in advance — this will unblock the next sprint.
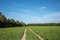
left=20, top=28, right=44, bottom=40
left=29, top=28, right=44, bottom=40
left=21, top=28, right=27, bottom=40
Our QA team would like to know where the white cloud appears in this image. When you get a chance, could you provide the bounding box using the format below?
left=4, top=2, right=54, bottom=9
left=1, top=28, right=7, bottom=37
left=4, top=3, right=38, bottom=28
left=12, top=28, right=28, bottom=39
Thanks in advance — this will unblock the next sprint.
left=41, top=7, right=46, bottom=9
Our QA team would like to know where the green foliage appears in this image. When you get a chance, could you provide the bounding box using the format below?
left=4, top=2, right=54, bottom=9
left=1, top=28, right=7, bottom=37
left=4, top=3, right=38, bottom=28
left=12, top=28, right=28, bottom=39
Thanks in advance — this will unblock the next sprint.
left=8, top=19, right=15, bottom=24
left=0, top=12, right=7, bottom=22
left=16, top=21, right=21, bottom=24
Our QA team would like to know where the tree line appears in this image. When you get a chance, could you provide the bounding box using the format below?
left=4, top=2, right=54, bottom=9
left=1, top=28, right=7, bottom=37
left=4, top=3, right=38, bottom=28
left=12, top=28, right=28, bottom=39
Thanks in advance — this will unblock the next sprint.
left=0, top=12, right=25, bottom=28
left=27, top=23, right=60, bottom=26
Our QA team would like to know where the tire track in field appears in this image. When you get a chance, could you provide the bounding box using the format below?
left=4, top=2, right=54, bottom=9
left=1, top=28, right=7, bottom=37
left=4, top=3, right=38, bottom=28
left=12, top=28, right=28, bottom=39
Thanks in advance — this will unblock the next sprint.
left=20, top=28, right=27, bottom=40
left=29, top=28, right=44, bottom=40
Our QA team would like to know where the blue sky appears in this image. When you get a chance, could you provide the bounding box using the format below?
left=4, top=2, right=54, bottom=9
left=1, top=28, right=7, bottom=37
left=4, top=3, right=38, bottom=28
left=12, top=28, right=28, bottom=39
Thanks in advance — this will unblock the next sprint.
left=0, top=0, right=60, bottom=23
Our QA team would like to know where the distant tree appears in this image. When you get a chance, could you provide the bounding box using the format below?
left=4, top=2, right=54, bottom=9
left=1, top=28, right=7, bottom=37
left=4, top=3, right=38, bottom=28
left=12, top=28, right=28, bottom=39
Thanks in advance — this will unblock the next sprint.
left=7, top=18, right=16, bottom=26
left=9, top=19, right=15, bottom=23
left=0, top=12, right=2, bottom=16
left=0, top=12, right=26, bottom=28
left=16, top=21, right=20, bottom=25
left=0, top=12, right=7, bottom=22
left=15, top=21, right=25, bottom=26
left=0, top=12, right=7, bottom=27
left=20, top=21, right=25, bottom=26
left=0, top=12, right=3, bottom=27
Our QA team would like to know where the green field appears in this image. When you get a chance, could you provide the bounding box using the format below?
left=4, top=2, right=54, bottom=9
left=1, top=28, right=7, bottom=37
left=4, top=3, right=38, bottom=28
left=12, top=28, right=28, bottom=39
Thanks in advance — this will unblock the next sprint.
left=0, top=27, right=25, bottom=40
left=31, top=26, right=60, bottom=40
left=0, top=26, right=60, bottom=40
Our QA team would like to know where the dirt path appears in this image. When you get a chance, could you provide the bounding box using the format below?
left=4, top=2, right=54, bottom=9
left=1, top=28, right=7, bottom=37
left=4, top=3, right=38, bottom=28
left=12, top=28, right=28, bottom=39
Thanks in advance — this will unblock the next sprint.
left=21, top=28, right=27, bottom=40
left=29, top=28, right=44, bottom=40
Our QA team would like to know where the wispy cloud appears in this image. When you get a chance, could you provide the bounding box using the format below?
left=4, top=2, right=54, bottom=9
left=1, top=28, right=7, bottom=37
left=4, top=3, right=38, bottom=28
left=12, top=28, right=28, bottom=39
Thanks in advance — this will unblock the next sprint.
left=43, top=12, right=60, bottom=18
left=27, top=12, right=60, bottom=23
left=6, top=7, right=60, bottom=23
left=41, top=7, right=46, bottom=9
left=39, top=12, right=60, bottom=23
